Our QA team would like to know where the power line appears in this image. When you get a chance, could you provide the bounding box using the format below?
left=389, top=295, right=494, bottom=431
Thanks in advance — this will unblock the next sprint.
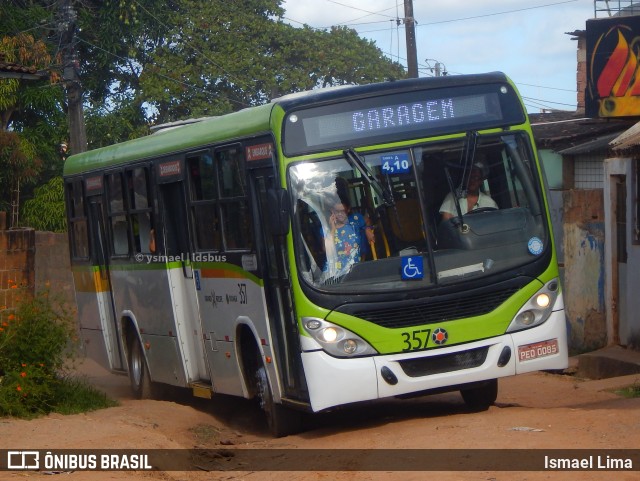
left=521, top=96, right=576, bottom=107
left=353, top=0, right=581, bottom=34
left=517, top=82, right=575, bottom=92
left=336, top=2, right=401, bottom=26
left=420, top=0, right=580, bottom=27
left=289, top=1, right=403, bottom=29
left=523, top=96, right=575, bottom=112
left=323, top=0, right=398, bottom=20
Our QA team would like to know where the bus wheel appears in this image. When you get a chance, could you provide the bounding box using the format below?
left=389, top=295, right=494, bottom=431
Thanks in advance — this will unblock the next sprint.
left=460, top=379, right=498, bottom=411
left=255, top=362, right=302, bottom=437
left=128, top=336, right=153, bottom=399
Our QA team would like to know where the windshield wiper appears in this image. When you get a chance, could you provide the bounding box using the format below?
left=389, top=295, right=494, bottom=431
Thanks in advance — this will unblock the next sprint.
left=343, top=148, right=394, bottom=206
left=445, top=131, right=479, bottom=230
left=444, top=164, right=465, bottom=225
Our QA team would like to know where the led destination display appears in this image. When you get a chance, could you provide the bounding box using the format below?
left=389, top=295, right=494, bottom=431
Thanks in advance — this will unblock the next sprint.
left=283, top=83, right=525, bottom=155
left=311, top=94, right=490, bottom=143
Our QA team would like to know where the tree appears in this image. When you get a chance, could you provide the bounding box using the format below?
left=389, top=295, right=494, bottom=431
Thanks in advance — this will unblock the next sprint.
left=77, top=0, right=180, bottom=141
left=138, top=1, right=406, bottom=123
left=0, top=131, right=41, bottom=220
left=0, top=0, right=406, bottom=232
left=1, top=0, right=407, bottom=199
left=0, top=34, right=58, bottom=129
left=0, top=33, right=63, bottom=224
left=21, top=176, right=66, bottom=232
left=4, top=1, right=406, bottom=140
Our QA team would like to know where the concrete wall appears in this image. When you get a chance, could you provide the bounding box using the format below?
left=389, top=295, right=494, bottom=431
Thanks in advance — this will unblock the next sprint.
left=35, top=231, right=74, bottom=306
left=563, top=189, right=607, bottom=352
left=604, top=156, right=640, bottom=350
left=0, top=222, right=73, bottom=312
left=0, top=228, right=35, bottom=310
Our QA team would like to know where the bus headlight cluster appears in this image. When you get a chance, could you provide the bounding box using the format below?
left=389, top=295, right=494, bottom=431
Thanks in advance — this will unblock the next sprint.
left=302, top=317, right=378, bottom=358
left=506, top=279, right=559, bottom=333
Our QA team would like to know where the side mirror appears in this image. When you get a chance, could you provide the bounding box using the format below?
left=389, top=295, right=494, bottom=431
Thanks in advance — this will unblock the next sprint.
left=267, top=188, right=290, bottom=236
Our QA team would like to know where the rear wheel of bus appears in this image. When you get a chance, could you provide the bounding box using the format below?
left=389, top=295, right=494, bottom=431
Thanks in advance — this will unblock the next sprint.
left=460, top=379, right=498, bottom=411
left=255, top=361, right=303, bottom=437
left=128, top=335, right=154, bottom=399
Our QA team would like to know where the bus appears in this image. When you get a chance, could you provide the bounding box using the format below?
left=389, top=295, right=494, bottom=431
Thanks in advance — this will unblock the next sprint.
left=64, top=72, right=568, bottom=436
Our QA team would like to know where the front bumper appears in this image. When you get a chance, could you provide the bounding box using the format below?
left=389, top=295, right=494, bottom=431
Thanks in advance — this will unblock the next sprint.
left=301, top=308, right=568, bottom=412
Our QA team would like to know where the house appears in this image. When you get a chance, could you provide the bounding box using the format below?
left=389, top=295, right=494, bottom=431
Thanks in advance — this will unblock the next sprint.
left=530, top=5, right=640, bottom=353
left=531, top=110, right=634, bottom=352
left=603, top=123, right=640, bottom=349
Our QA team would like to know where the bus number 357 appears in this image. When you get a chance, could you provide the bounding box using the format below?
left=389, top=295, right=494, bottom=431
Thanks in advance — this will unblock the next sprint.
left=401, top=329, right=431, bottom=351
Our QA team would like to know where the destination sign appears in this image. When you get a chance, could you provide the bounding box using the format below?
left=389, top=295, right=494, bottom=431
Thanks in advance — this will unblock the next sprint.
left=282, top=83, right=524, bottom=156
left=301, top=94, right=497, bottom=148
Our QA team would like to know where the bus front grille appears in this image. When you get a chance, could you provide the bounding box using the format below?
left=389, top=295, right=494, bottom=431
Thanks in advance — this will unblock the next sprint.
left=398, top=346, right=489, bottom=377
left=350, top=287, right=519, bottom=329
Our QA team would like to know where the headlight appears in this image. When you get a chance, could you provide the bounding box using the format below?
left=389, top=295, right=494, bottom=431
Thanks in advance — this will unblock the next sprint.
left=535, top=293, right=550, bottom=308
left=506, top=279, right=560, bottom=333
left=321, top=327, right=338, bottom=343
left=302, top=317, right=378, bottom=358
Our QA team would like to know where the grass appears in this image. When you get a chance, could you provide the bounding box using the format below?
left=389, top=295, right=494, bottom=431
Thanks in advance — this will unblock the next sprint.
left=614, top=382, right=640, bottom=399
left=50, top=375, right=118, bottom=415
left=189, top=424, right=222, bottom=444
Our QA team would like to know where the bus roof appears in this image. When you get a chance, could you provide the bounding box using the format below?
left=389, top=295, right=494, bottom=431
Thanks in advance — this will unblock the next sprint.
left=63, top=102, right=275, bottom=176
left=273, top=72, right=511, bottom=110
left=64, top=72, right=512, bottom=177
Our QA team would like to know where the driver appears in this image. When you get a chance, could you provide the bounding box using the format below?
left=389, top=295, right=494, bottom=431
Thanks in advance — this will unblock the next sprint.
left=439, top=160, right=497, bottom=220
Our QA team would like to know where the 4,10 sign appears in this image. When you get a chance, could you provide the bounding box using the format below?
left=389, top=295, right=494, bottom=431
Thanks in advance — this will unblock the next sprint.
left=380, top=153, right=411, bottom=174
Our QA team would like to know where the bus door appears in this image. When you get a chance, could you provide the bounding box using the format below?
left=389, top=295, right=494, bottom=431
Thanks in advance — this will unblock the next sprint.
left=84, top=185, right=125, bottom=371
left=249, top=164, right=308, bottom=402
left=154, top=159, right=210, bottom=386
left=185, top=146, right=261, bottom=397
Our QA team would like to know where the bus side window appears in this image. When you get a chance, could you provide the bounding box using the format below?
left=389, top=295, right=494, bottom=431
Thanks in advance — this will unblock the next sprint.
left=217, top=146, right=252, bottom=250
left=188, top=153, right=222, bottom=251
left=127, top=167, right=155, bottom=254
left=66, top=179, right=90, bottom=259
left=106, top=172, right=130, bottom=257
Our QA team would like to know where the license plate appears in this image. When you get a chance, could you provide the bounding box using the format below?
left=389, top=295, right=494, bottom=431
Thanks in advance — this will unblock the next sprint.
left=518, top=339, right=559, bottom=362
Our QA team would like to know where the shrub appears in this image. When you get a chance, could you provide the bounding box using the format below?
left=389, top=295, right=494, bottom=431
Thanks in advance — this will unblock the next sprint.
left=0, top=282, right=79, bottom=417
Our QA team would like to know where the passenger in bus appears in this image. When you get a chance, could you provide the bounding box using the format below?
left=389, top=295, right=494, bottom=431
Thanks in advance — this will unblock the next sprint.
left=149, top=228, right=156, bottom=253
left=333, top=177, right=375, bottom=259
left=323, top=199, right=369, bottom=276
left=439, top=160, right=497, bottom=220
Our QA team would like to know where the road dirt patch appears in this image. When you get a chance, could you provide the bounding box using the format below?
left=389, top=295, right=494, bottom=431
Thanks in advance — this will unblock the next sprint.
left=1, top=358, right=639, bottom=481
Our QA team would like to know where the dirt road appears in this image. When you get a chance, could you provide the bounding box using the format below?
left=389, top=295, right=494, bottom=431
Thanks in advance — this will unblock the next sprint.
left=1, top=358, right=639, bottom=481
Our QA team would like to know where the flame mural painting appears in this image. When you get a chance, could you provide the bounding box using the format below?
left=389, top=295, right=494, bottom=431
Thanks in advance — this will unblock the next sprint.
left=587, top=16, right=640, bottom=117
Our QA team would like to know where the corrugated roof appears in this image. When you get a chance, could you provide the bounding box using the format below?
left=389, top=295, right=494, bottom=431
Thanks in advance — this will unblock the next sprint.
left=610, top=121, right=640, bottom=152
left=530, top=111, right=636, bottom=152
left=0, top=53, right=46, bottom=80
left=0, top=61, right=36, bottom=75
left=559, top=132, right=624, bottom=154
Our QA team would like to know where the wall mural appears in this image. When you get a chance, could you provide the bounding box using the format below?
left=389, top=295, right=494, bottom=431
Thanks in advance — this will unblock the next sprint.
left=586, top=16, right=640, bottom=117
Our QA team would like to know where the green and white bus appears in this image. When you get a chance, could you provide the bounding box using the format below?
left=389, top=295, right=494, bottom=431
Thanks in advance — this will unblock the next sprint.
left=64, top=72, right=568, bottom=436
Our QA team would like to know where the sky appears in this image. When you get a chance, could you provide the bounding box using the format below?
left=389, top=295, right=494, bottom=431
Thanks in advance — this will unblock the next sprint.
left=281, top=0, right=598, bottom=113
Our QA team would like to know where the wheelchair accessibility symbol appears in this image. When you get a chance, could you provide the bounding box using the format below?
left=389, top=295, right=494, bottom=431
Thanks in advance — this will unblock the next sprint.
left=401, top=256, right=424, bottom=280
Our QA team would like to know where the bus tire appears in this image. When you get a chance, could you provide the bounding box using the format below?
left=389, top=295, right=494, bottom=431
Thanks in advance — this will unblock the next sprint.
left=255, top=362, right=303, bottom=437
left=460, top=379, right=498, bottom=411
left=128, top=335, right=153, bottom=399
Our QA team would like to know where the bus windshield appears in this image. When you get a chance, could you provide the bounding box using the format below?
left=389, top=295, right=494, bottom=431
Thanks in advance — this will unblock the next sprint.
left=290, top=132, right=549, bottom=291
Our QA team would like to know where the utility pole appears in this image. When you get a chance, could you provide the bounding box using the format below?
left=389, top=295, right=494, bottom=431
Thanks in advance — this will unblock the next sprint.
left=404, top=0, right=418, bottom=78
left=59, top=0, right=87, bottom=154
